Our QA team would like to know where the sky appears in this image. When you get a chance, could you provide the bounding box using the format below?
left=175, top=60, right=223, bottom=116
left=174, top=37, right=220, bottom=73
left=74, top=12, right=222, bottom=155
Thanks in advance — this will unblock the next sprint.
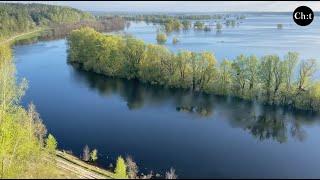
left=2, top=1, right=320, bottom=12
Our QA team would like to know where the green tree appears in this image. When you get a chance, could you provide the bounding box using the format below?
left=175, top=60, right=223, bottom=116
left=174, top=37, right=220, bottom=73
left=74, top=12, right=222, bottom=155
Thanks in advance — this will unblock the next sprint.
left=123, top=38, right=146, bottom=79
left=90, top=149, right=98, bottom=161
left=0, top=44, right=58, bottom=178
left=232, top=54, right=247, bottom=97
left=245, top=55, right=259, bottom=99
left=176, top=50, right=192, bottom=88
left=0, top=44, right=28, bottom=121
left=182, top=20, right=191, bottom=29
left=282, top=52, right=299, bottom=104
left=46, top=134, right=57, bottom=154
left=172, top=37, right=178, bottom=44
left=194, top=21, right=204, bottom=29
left=298, top=59, right=318, bottom=91
left=114, top=156, right=128, bottom=179
left=259, top=55, right=276, bottom=103
left=66, top=27, right=320, bottom=112
left=156, top=32, right=167, bottom=44
left=308, top=82, right=320, bottom=111
left=272, top=55, right=285, bottom=104
left=218, top=59, right=232, bottom=95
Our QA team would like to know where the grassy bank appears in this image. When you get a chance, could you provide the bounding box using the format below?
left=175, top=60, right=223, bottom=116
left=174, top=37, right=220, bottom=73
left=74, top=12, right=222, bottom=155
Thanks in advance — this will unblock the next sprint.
left=55, top=150, right=116, bottom=179
left=13, top=26, right=50, bottom=41
left=0, top=26, right=50, bottom=45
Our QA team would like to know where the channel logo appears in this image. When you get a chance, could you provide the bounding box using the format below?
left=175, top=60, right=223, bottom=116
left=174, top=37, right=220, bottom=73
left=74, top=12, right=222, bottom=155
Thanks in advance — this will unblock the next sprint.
left=293, top=6, right=314, bottom=26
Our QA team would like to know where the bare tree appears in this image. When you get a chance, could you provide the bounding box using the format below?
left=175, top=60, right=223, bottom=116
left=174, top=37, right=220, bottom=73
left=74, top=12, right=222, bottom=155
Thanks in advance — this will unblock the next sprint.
left=298, top=59, right=318, bottom=91
left=141, top=171, right=153, bottom=179
left=82, top=145, right=90, bottom=161
left=165, top=168, right=178, bottom=179
left=27, top=103, right=47, bottom=146
left=125, top=155, right=139, bottom=179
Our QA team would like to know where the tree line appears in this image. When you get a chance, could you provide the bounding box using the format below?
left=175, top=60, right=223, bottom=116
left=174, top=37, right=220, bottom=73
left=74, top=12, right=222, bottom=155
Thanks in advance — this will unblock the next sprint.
left=0, top=43, right=59, bottom=178
left=38, top=17, right=126, bottom=40
left=0, top=3, right=94, bottom=40
left=67, top=27, right=320, bottom=112
left=119, top=14, right=226, bottom=23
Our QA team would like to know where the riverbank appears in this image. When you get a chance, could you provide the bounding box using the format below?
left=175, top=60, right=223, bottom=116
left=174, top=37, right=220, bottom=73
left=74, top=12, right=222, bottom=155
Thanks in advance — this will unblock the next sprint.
left=55, top=150, right=116, bottom=179
left=0, top=26, right=50, bottom=45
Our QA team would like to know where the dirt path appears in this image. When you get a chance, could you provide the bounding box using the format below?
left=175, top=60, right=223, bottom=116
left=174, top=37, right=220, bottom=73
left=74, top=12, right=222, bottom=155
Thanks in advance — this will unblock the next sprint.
left=53, top=151, right=115, bottom=179
left=55, top=156, right=110, bottom=179
left=0, top=28, right=42, bottom=45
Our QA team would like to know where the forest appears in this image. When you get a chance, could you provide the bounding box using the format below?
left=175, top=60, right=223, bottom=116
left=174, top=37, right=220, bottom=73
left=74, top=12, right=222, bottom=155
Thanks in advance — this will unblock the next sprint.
left=0, top=43, right=60, bottom=178
left=67, top=27, right=320, bottom=112
left=0, top=3, right=94, bottom=39
left=38, top=17, right=126, bottom=41
left=117, top=14, right=238, bottom=23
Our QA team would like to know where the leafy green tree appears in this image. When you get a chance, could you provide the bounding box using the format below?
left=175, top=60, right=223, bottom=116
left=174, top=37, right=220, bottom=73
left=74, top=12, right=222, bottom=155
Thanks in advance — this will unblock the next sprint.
left=182, top=20, right=191, bottom=29
left=114, top=156, right=128, bottom=179
left=66, top=27, right=320, bottom=112
left=245, top=55, right=259, bottom=98
left=218, top=59, right=232, bottom=95
left=232, top=54, right=247, bottom=97
left=46, top=134, right=57, bottom=154
left=259, top=55, right=276, bottom=103
left=282, top=52, right=299, bottom=104
left=0, top=44, right=28, bottom=120
left=0, top=44, right=59, bottom=178
left=123, top=38, right=146, bottom=79
left=156, top=32, right=167, bottom=44
left=308, top=82, right=320, bottom=111
left=91, top=149, right=98, bottom=161
left=194, top=21, right=204, bottom=29
left=177, top=50, right=192, bottom=88
left=298, top=59, right=318, bottom=91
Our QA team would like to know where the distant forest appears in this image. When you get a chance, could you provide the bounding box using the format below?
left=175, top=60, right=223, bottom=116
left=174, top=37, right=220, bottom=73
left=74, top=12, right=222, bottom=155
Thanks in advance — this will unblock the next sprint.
left=0, top=3, right=127, bottom=41
left=0, top=3, right=94, bottom=39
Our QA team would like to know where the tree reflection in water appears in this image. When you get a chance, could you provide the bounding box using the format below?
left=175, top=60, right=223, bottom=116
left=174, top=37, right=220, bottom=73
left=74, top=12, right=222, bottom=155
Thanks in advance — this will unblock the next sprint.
left=70, top=64, right=319, bottom=144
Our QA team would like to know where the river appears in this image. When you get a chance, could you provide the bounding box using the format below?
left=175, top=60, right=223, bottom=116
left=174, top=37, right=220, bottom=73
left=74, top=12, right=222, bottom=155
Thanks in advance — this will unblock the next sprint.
left=14, top=13, right=320, bottom=178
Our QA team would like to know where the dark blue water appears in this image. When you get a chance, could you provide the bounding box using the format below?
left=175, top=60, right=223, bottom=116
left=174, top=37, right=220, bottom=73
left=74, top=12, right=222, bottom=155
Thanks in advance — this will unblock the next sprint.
left=14, top=13, right=320, bottom=178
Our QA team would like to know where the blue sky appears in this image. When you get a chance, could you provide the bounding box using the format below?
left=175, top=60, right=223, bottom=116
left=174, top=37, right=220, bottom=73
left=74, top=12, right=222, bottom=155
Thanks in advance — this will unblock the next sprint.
left=2, top=1, right=320, bottom=12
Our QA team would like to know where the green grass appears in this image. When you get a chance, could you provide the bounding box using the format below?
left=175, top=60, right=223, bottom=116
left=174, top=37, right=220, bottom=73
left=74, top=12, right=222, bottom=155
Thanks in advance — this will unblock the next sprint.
left=13, top=26, right=51, bottom=41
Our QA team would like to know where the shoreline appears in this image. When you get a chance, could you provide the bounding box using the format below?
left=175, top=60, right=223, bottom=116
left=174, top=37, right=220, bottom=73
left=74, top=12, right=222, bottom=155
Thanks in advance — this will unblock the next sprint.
left=55, top=150, right=116, bottom=179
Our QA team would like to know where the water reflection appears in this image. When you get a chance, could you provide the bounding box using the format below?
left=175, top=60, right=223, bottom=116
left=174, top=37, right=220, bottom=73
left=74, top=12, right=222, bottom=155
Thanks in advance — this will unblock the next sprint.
left=70, top=64, right=320, bottom=144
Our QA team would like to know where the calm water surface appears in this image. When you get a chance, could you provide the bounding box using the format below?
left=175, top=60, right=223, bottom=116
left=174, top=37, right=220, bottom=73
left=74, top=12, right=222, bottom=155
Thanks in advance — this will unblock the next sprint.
left=14, top=13, right=320, bottom=178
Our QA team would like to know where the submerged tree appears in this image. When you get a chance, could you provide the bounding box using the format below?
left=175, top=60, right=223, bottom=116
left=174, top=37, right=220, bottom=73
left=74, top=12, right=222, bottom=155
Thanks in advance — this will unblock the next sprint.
left=173, top=37, right=178, bottom=44
left=66, top=27, right=320, bottom=112
left=216, top=22, right=222, bottom=32
left=156, top=32, right=167, bottom=44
